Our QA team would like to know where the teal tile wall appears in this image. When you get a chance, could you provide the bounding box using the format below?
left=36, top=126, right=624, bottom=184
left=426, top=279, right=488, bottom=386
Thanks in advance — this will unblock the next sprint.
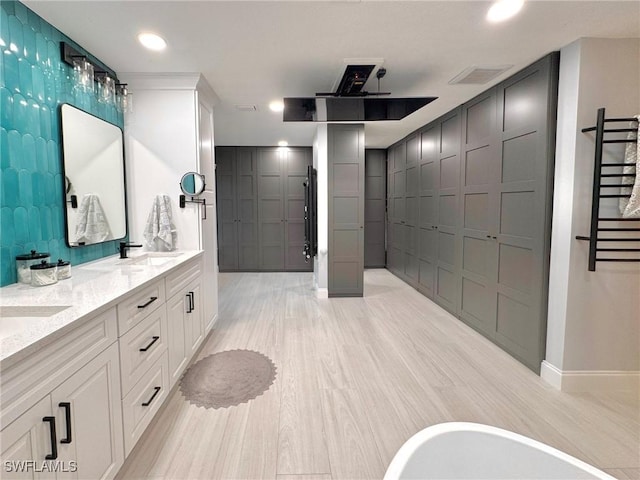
left=0, top=0, right=126, bottom=286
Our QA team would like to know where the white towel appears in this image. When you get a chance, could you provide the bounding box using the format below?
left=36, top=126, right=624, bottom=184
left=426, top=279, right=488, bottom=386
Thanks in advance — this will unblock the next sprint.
left=75, top=194, right=111, bottom=244
left=620, top=115, right=640, bottom=218
left=143, top=194, right=177, bottom=251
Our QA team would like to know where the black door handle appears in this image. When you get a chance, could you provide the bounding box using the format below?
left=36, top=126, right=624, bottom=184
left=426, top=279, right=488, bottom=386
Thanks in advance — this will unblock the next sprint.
left=141, top=387, right=161, bottom=407
left=189, top=292, right=195, bottom=312
left=139, top=336, right=160, bottom=352
left=58, top=402, right=72, bottom=444
left=186, top=292, right=193, bottom=313
left=137, top=296, right=158, bottom=309
left=43, top=416, right=57, bottom=460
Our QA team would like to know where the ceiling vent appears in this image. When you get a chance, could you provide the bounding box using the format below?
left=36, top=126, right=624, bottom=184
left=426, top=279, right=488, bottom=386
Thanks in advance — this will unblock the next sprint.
left=235, top=104, right=257, bottom=111
left=449, top=65, right=513, bottom=85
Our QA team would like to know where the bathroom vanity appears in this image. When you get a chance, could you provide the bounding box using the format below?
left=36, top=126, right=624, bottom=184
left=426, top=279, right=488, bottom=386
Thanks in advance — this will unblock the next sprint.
left=0, top=251, right=213, bottom=479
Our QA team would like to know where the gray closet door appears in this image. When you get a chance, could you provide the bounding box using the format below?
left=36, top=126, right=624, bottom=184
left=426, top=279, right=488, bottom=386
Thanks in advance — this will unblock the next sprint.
left=215, top=147, right=238, bottom=271
left=459, top=91, right=500, bottom=336
left=389, top=143, right=406, bottom=276
left=236, top=147, right=258, bottom=270
left=284, top=148, right=313, bottom=271
left=417, top=125, right=439, bottom=297
left=257, top=147, right=285, bottom=270
left=365, top=149, right=387, bottom=268
left=328, top=124, right=365, bottom=297
left=434, top=110, right=462, bottom=314
left=404, top=134, right=420, bottom=284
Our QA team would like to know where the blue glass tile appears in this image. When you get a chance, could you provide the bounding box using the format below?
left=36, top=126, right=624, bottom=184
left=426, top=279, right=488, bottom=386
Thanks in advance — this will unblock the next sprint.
left=44, top=172, right=55, bottom=204
left=22, top=133, right=35, bottom=170
left=40, top=204, right=52, bottom=238
left=2, top=166, right=18, bottom=207
left=19, top=59, right=33, bottom=98
left=35, top=32, right=46, bottom=66
left=48, top=239, right=59, bottom=261
left=46, top=40, right=59, bottom=75
left=14, top=2, right=28, bottom=24
left=51, top=203, right=62, bottom=238
left=35, top=239, right=47, bottom=254
left=31, top=170, right=44, bottom=204
left=39, top=104, right=50, bottom=140
left=8, top=15, right=23, bottom=59
left=35, top=135, right=46, bottom=171
left=28, top=205, right=41, bottom=241
left=13, top=206, right=28, bottom=243
left=18, top=168, right=33, bottom=206
left=22, top=22, right=36, bottom=63
left=32, top=64, right=44, bottom=102
left=1, top=246, right=14, bottom=285
left=46, top=139, right=58, bottom=174
left=12, top=92, right=27, bottom=132
left=0, top=128, right=8, bottom=168
left=54, top=172, right=63, bottom=201
left=0, top=87, right=12, bottom=129
left=3, top=50, right=20, bottom=94
left=7, top=129, right=21, bottom=169
left=43, top=69, right=55, bottom=106
left=26, top=99, right=40, bottom=136
left=26, top=7, right=40, bottom=33
left=0, top=6, right=9, bottom=59
left=39, top=15, right=51, bottom=40
left=1, top=1, right=15, bottom=17
left=49, top=108, right=58, bottom=139
left=1, top=207, right=15, bottom=246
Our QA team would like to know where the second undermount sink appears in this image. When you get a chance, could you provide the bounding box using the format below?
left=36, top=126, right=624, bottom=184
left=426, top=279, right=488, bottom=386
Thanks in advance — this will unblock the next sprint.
left=0, top=305, right=71, bottom=339
left=118, top=252, right=184, bottom=267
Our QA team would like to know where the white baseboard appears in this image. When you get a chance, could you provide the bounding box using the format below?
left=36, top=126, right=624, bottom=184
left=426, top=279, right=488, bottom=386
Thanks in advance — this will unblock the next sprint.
left=541, top=361, right=640, bottom=392
left=316, top=288, right=328, bottom=299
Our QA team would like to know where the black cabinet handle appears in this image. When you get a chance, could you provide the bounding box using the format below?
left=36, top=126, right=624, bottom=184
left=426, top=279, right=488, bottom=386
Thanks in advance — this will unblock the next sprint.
left=137, top=296, right=158, bottom=309
left=58, top=402, right=72, bottom=444
left=139, top=336, right=160, bottom=352
left=43, top=416, right=57, bottom=460
left=141, top=386, right=161, bottom=407
left=186, top=293, right=193, bottom=313
left=189, top=292, right=195, bottom=312
left=486, top=235, right=492, bottom=238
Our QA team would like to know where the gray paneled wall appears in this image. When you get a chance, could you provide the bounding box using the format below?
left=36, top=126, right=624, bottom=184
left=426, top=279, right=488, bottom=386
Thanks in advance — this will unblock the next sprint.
left=386, top=53, right=559, bottom=372
left=328, top=124, right=365, bottom=296
left=364, top=150, right=387, bottom=268
left=215, top=146, right=312, bottom=272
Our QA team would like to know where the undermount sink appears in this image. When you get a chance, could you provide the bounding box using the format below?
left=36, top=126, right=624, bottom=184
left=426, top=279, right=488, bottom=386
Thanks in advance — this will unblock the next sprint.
left=118, top=252, right=184, bottom=266
left=0, top=305, right=71, bottom=340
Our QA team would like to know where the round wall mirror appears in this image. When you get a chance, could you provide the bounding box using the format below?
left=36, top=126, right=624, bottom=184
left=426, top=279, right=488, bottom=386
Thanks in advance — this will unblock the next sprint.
left=180, top=172, right=205, bottom=196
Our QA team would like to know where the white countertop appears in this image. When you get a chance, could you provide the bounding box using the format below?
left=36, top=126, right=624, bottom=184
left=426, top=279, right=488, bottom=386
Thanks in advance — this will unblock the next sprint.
left=0, top=250, right=203, bottom=368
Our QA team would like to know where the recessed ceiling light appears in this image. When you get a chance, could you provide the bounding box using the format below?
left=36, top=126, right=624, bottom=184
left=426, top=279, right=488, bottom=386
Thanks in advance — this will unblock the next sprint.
left=278, top=140, right=288, bottom=147
left=138, top=32, right=167, bottom=51
left=269, top=100, right=284, bottom=112
left=487, top=0, right=524, bottom=22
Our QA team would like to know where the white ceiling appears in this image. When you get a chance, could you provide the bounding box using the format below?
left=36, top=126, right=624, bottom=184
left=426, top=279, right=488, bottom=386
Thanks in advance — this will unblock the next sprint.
left=24, top=1, right=640, bottom=149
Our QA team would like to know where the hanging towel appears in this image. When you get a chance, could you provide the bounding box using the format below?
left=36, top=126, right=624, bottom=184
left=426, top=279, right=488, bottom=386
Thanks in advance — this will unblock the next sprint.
left=75, top=194, right=111, bottom=243
left=620, top=115, right=640, bottom=218
left=143, top=194, right=177, bottom=251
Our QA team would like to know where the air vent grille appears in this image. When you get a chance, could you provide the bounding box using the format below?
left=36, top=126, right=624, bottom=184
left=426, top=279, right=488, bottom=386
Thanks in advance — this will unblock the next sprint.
left=235, top=104, right=257, bottom=111
left=449, top=65, right=513, bottom=85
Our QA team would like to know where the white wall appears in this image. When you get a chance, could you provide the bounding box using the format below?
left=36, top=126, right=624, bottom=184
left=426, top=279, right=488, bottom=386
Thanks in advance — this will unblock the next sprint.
left=544, top=38, right=640, bottom=391
left=313, top=124, right=328, bottom=296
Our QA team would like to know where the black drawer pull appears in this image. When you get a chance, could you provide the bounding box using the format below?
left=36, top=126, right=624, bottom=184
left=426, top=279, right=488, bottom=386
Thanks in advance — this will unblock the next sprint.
left=43, top=416, right=57, bottom=460
left=141, top=386, right=161, bottom=407
left=137, top=296, right=158, bottom=309
left=188, top=292, right=195, bottom=312
left=59, top=402, right=72, bottom=444
left=186, top=292, right=194, bottom=313
left=139, top=336, right=160, bottom=352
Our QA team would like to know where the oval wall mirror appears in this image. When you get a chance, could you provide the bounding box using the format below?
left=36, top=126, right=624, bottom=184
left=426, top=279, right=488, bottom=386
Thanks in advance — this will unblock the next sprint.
left=180, top=172, right=205, bottom=196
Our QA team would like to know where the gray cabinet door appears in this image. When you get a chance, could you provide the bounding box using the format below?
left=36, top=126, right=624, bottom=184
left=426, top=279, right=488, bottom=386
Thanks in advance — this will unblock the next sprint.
left=284, top=148, right=313, bottom=271
left=257, top=147, right=285, bottom=270
left=328, top=124, right=365, bottom=296
left=434, top=110, right=462, bottom=314
left=389, top=144, right=406, bottom=276
left=236, top=147, right=258, bottom=270
left=365, top=149, right=387, bottom=268
left=404, top=134, right=420, bottom=284
left=215, top=147, right=238, bottom=271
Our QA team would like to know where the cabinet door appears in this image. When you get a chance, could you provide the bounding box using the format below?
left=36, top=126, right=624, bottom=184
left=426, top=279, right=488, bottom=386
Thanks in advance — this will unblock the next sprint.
left=185, top=281, right=204, bottom=356
left=166, top=292, right=188, bottom=388
left=216, top=147, right=239, bottom=271
left=404, top=134, right=420, bottom=284
left=364, top=149, right=387, bottom=268
left=236, top=147, right=259, bottom=270
left=51, top=343, right=124, bottom=480
left=257, top=148, right=285, bottom=269
left=284, top=148, right=312, bottom=271
left=1, top=396, right=55, bottom=479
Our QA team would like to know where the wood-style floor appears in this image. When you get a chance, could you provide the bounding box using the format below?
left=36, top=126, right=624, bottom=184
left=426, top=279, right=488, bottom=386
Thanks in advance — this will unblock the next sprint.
left=116, top=270, right=639, bottom=480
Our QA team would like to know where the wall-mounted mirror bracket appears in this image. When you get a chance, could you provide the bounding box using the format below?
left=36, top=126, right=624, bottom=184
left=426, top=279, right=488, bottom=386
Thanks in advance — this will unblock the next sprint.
left=179, top=195, right=207, bottom=220
left=67, top=195, right=78, bottom=209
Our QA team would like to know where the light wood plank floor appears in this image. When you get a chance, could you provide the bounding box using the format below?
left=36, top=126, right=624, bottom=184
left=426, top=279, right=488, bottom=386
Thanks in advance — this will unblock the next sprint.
left=117, top=270, right=639, bottom=480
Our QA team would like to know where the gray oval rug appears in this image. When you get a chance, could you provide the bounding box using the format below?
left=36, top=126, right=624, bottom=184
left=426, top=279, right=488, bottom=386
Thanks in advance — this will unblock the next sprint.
left=179, top=349, right=277, bottom=409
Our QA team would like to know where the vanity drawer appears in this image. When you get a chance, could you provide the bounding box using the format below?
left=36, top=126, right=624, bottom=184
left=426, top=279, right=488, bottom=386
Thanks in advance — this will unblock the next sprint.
left=165, top=258, right=202, bottom=299
left=117, top=280, right=165, bottom=335
left=119, top=306, right=168, bottom=396
left=122, top=350, right=169, bottom=456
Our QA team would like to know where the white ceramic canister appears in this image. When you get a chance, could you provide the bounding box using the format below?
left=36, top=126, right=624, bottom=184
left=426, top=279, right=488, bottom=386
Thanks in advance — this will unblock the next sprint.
left=56, top=259, right=71, bottom=280
left=30, top=261, right=58, bottom=287
left=16, top=250, right=50, bottom=284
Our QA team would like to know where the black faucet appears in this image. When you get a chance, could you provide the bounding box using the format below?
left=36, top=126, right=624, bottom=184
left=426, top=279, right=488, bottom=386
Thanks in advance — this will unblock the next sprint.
left=119, top=242, right=143, bottom=259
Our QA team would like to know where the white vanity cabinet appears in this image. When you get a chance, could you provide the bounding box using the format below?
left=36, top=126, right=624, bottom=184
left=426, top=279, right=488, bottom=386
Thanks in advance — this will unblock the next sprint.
left=0, top=309, right=124, bottom=480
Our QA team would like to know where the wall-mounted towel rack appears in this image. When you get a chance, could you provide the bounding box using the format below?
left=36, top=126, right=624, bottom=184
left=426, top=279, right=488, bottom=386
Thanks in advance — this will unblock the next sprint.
left=576, top=107, right=639, bottom=271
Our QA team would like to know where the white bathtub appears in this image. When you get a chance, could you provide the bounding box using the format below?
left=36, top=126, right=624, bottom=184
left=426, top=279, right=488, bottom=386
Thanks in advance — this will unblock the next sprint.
left=384, top=422, right=615, bottom=480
